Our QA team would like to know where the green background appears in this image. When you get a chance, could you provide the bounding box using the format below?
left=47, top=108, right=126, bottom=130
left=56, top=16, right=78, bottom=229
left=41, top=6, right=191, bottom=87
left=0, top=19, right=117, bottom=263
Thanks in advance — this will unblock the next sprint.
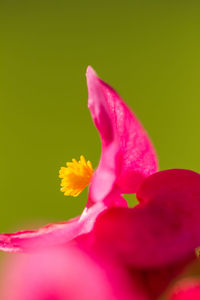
left=0, top=0, right=200, bottom=232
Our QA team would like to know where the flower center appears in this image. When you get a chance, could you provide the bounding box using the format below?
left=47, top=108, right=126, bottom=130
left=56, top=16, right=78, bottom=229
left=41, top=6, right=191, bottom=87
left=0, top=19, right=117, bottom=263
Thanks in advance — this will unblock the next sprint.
left=59, top=155, right=93, bottom=197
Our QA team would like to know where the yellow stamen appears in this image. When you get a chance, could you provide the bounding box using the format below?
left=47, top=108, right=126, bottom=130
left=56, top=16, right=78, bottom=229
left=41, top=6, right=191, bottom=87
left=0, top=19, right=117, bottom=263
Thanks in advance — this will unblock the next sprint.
left=59, top=155, right=93, bottom=197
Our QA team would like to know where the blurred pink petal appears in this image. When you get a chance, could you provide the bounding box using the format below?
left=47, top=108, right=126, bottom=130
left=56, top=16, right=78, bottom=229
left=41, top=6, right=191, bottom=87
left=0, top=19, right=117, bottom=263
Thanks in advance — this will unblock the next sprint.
left=0, top=247, right=147, bottom=300
left=129, top=259, right=194, bottom=300
left=87, top=66, right=158, bottom=206
left=168, top=279, right=200, bottom=300
left=93, top=169, right=200, bottom=268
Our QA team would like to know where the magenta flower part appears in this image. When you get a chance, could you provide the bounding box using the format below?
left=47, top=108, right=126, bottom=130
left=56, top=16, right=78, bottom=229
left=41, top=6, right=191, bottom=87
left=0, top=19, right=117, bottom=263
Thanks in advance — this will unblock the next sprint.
left=93, top=169, right=200, bottom=268
left=1, top=247, right=145, bottom=300
left=0, top=67, right=200, bottom=300
left=168, top=279, right=200, bottom=299
left=86, top=66, right=158, bottom=205
left=0, top=66, right=158, bottom=252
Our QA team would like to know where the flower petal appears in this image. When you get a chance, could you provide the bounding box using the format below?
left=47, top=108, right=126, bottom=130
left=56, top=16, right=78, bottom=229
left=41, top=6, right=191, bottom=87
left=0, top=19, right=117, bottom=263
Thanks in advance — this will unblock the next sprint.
left=86, top=66, right=158, bottom=206
left=93, top=169, right=200, bottom=268
left=0, top=203, right=105, bottom=252
left=168, top=279, right=200, bottom=300
left=0, top=246, right=146, bottom=300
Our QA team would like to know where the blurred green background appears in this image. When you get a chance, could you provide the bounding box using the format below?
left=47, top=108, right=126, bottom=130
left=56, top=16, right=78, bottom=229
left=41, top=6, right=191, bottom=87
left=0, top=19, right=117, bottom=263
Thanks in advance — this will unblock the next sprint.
left=0, top=0, right=200, bottom=232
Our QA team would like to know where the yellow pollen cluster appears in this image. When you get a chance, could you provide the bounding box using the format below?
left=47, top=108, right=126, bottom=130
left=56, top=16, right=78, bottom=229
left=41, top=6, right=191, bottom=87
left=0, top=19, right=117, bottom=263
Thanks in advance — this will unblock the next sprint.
left=59, top=155, right=93, bottom=197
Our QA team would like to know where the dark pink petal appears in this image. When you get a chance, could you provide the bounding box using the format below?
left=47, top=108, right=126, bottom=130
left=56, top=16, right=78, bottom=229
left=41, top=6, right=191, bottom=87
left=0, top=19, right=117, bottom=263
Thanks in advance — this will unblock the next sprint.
left=129, top=259, right=192, bottom=300
left=0, top=203, right=106, bottom=252
left=86, top=66, right=158, bottom=205
left=93, top=169, right=200, bottom=268
left=168, top=279, right=200, bottom=300
left=0, top=246, right=146, bottom=300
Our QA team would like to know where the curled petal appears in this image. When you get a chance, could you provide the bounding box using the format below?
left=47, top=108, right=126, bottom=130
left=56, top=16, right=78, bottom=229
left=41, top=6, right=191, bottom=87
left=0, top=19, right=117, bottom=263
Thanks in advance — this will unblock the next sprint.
left=86, top=66, right=158, bottom=206
left=93, top=169, right=200, bottom=268
left=0, top=203, right=105, bottom=252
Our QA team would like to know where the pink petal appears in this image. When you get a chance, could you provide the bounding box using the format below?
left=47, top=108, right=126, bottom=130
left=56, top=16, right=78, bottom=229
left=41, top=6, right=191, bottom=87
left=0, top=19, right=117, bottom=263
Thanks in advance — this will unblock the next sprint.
left=93, top=169, right=200, bottom=268
left=0, top=203, right=106, bottom=252
left=0, top=246, right=146, bottom=300
left=168, top=279, right=200, bottom=300
left=86, top=66, right=158, bottom=206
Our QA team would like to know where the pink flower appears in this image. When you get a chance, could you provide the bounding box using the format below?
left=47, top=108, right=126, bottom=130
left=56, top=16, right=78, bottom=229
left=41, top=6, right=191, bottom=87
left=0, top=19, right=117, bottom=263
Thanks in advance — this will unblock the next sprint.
left=0, top=66, right=158, bottom=252
left=90, top=168, right=200, bottom=298
left=0, top=67, right=200, bottom=300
